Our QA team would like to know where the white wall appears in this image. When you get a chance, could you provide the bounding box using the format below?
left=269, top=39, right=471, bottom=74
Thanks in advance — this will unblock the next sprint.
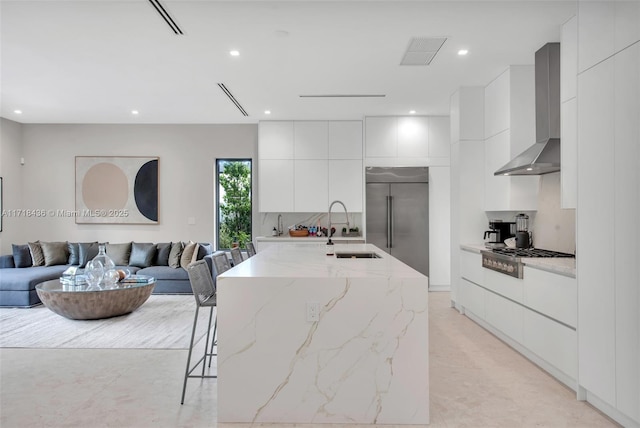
left=0, top=119, right=25, bottom=253
left=0, top=122, right=257, bottom=253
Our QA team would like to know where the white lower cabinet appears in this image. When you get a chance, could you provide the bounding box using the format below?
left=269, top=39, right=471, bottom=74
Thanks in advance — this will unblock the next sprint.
left=523, top=309, right=577, bottom=380
left=460, top=278, right=485, bottom=320
left=485, top=292, right=523, bottom=343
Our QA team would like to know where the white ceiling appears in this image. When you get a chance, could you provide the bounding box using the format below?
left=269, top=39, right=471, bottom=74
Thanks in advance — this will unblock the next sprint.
left=0, top=0, right=577, bottom=124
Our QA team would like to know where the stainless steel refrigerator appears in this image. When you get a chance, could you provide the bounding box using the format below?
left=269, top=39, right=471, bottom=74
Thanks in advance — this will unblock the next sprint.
left=366, top=167, right=429, bottom=276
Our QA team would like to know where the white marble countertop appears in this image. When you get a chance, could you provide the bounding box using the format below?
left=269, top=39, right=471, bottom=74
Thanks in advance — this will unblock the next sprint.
left=256, top=235, right=364, bottom=242
left=460, top=243, right=576, bottom=278
left=221, top=243, right=426, bottom=279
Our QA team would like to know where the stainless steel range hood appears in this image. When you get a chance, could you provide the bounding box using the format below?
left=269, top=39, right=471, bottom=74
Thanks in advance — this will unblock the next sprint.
left=495, top=43, right=561, bottom=176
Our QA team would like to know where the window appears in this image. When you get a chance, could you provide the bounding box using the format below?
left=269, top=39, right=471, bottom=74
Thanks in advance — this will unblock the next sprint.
left=216, top=159, right=252, bottom=250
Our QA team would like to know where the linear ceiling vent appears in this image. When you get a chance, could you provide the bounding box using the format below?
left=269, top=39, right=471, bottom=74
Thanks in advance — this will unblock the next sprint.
left=400, top=37, right=447, bottom=66
left=218, top=83, right=249, bottom=116
left=148, top=0, right=183, bottom=35
left=299, top=94, right=386, bottom=98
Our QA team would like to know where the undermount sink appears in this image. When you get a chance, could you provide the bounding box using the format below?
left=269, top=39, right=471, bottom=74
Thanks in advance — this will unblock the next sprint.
left=335, top=251, right=382, bottom=259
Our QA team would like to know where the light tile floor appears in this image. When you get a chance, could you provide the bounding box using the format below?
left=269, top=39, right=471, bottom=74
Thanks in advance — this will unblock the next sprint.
left=0, top=292, right=618, bottom=428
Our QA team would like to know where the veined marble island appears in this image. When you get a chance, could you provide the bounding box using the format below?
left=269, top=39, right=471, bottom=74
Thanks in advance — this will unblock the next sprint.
left=216, top=243, right=429, bottom=425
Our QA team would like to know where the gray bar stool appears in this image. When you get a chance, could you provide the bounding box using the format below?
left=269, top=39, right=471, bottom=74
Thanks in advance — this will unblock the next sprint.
left=230, top=247, right=244, bottom=266
left=180, top=259, right=218, bottom=404
left=246, top=242, right=256, bottom=257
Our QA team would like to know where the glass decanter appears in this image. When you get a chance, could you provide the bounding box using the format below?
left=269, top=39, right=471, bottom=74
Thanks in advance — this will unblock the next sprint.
left=90, top=244, right=118, bottom=288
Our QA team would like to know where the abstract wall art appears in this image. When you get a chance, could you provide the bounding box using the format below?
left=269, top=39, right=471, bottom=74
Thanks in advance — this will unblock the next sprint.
left=75, top=156, right=159, bottom=224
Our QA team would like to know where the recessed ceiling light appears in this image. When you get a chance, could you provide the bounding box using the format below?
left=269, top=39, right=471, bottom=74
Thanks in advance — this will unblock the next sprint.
left=230, top=50, right=240, bottom=57
left=13, top=110, right=22, bottom=114
left=409, top=110, right=416, bottom=114
left=458, top=49, right=469, bottom=56
left=131, top=110, right=139, bottom=115
left=264, top=110, right=271, bottom=115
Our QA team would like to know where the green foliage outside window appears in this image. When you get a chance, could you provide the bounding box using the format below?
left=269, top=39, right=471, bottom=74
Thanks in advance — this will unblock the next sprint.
left=217, top=160, right=252, bottom=249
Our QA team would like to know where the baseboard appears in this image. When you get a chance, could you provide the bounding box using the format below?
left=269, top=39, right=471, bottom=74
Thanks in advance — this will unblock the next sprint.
left=582, top=389, right=640, bottom=428
left=428, top=284, right=450, bottom=292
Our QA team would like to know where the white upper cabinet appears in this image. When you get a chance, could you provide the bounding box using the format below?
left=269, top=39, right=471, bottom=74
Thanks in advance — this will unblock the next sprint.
left=428, top=116, right=451, bottom=158
left=397, top=116, right=429, bottom=158
left=259, top=121, right=294, bottom=159
left=365, top=117, right=398, bottom=157
left=328, top=121, right=363, bottom=159
left=294, top=160, right=328, bottom=212
left=484, top=68, right=510, bottom=139
left=450, top=87, right=485, bottom=142
left=259, top=159, right=294, bottom=212
left=328, top=160, right=363, bottom=212
left=561, top=16, right=578, bottom=103
left=483, top=65, right=538, bottom=211
left=578, top=1, right=640, bottom=73
left=294, top=121, right=328, bottom=159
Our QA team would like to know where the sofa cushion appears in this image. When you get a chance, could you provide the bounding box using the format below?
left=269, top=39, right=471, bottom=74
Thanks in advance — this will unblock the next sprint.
left=106, top=242, right=132, bottom=266
left=129, top=242, right=157, bottom=268
left=168, top=242, right=183, bottom=269
left=67, top=242, right=80, bottom=265
left=155, top=242, right=171, bottom=266
left=28, top=242, right=45, bottom=267
left=78, top=242, right=100, bottom=268
left=137, top=265, right=189, bottom=281
left=0, top=265, right=70, bottom=291
left=40, top=241, right=70, bottom=266
left=180, top=241, right=199, bottom=269
left=12, top=244, right=33, bottom=268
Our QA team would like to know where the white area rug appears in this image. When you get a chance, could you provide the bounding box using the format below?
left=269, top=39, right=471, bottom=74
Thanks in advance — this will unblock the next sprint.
left=0, top=295, right=213, bottom=349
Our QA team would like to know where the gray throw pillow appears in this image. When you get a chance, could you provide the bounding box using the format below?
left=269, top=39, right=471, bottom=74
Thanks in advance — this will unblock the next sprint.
left=129, top=242, right=157, bottom=268
left=67, top=242, right=80, bottom=265
left=28, top=241, right=44, bottom=267
left=197, top=243, right=213, bottom=260
left=40, top=241, right=70, bottom=266
left=155, top=242, right=172, bottom=266
left=168, top=242, right=183, bottom=269
left=106, top=242, right=132, bottom=266
left=78, top=242, right=100, bottom=268
left=12, top=244, right=32, bottom=268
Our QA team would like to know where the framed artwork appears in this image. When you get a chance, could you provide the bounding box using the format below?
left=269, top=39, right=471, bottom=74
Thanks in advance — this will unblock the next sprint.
left=75, top=156, right=158, bottom=224
left=0, top=177, right=3, bottom=232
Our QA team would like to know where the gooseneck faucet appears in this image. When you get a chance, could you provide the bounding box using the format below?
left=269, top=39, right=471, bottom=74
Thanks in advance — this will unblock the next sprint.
left=277, top=214, right=283, bottom=236
left=327, top=200, right=349, bottom=240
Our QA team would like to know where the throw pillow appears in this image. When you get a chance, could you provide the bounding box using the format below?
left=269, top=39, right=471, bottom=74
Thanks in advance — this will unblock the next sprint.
left=28, top=241, right=45, bottom=267
left=196, top=243, right=213, bottom=260
left=168, top=241, right=183, bottom=269
left=129, top=242, right=157, bottom=268
left=155, top=242, right=172, bottom=266
left=78, top=242, right=100, bottom=268
left=180, top=241, right=200, bottom=269
left=12, top=244, right=32, bottom=268
left=106, top=242, right=132, bottom=266
left=40, top=241, right=70, bottom=266
left=67, top=242, right=80, bottom=265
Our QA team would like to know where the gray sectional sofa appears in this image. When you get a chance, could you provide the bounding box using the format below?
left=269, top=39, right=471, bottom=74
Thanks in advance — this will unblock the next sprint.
left=0, top=241, right=217, bottom=307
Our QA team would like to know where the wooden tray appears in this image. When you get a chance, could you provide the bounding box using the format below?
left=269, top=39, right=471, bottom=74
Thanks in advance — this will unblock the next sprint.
left=289, top=229, right=309, bottom=237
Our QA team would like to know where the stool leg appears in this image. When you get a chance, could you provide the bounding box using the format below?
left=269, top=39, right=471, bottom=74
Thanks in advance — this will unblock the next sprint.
left=201, top=306, right=214, bottom=378
left=181, top=305, right=201, bottom=405
left=208, top=313, right=217, bottom=368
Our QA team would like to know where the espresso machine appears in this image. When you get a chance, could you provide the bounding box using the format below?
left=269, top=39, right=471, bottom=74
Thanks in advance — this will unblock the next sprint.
left=483, top=220, right=516, bottom=248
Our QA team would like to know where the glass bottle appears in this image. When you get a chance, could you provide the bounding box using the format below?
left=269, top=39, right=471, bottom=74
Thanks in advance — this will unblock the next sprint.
left=90, top=244, right=118, bottom=288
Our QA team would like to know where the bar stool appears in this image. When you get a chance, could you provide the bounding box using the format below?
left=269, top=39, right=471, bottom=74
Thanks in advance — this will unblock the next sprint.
left=230, top=247, right=244, bottom=266
left=181, top=259, right=218, bottom=405
left=246, top=242, right=256, bottom=257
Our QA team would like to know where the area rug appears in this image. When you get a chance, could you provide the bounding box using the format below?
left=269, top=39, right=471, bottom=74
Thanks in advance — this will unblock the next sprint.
left=0, top=295, right=213, bottom=349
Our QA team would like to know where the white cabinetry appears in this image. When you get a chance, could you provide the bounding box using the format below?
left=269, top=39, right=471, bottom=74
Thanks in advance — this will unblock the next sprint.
left=259, top=120, right=363, bottom=213
left=483, top=66, right=538, bottom=211
left=364, top=116, right=450, bottom=166
left=561, top=16, right=578, bottom=209
left=578, top=40, right=639, bottom=424
left=259, top=159, right=294, bottom=212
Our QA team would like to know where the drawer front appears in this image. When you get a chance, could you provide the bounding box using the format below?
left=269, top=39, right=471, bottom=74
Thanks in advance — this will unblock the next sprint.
left=523, top=267, right=577, bottom=328
left=460, top=278, right=486, bottom=320
left=485, top=291, right=524, bottom=343
left=460, top=250, right=483, bottom=285
left=523, top=309, right=577, bottom=379
left=483, top=268, right=524, bottom=303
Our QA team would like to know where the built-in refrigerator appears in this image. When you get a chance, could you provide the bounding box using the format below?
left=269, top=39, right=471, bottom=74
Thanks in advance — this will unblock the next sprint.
left=365, top=167, right=429, bottom=276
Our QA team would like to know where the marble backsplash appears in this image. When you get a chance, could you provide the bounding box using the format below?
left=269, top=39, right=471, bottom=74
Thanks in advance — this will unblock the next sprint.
left=258, top=212, right=363, bottom=238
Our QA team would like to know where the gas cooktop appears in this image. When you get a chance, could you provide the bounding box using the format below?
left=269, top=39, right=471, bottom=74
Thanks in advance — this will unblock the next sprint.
left=489, top=248, right=575, bottom=258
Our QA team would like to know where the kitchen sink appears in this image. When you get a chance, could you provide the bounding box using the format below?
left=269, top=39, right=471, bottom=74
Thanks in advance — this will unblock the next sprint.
left=335, top=251, right=382, bottom=259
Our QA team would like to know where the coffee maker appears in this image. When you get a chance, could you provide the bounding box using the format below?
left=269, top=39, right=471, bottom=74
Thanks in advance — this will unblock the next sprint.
left=483, top=220, right=516, bottom=248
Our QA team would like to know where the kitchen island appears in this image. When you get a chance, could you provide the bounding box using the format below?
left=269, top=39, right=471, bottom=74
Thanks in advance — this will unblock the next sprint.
left=216, top=243, right=429, bottom=425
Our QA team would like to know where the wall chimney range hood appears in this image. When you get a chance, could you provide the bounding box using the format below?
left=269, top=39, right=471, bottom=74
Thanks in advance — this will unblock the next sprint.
left=495, top=43, right=561, bottom=176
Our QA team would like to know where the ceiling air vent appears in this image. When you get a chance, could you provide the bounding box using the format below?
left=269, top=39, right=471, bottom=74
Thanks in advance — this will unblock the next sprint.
left=400, top=37, right=447, bottom=66
left=148, top=0, right=183, bottom=35
left=218, top=83, right=249, bottom=117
